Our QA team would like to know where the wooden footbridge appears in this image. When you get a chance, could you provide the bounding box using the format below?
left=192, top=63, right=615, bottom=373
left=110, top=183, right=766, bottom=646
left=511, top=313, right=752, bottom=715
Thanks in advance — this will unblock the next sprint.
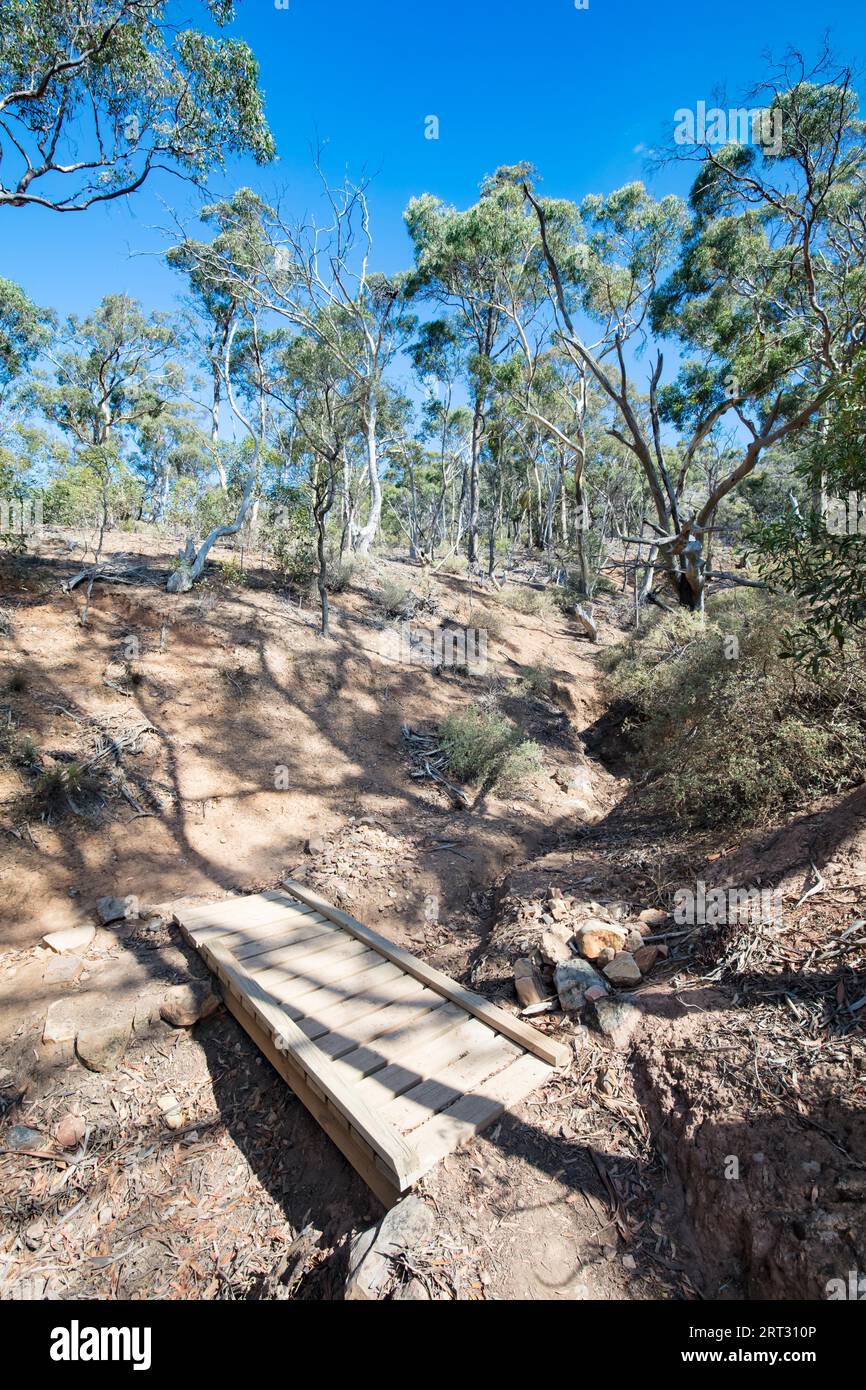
left=168, top=882, right=569, bottom=1205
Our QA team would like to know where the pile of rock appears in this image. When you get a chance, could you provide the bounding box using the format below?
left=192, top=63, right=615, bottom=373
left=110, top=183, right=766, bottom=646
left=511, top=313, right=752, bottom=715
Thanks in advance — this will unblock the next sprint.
left=512, top=889, right=670, bottom=1049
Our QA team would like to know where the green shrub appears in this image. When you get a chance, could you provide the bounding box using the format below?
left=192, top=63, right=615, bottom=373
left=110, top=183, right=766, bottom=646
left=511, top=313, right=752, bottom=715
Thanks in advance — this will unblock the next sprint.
left=373, top=577, right=414, bottom=618
left=603, top=591, right=866, bottom=827
left=440, top=706, right=543, bottom=794
left=217, top=557, right=248, bottom=586
left=500, top=584, right=554, bottom=618
left=520, top=664, right=554, bottom=698
left=327, top=556, right=355, bottom=593
left=438, top=553, right=468, bottom=576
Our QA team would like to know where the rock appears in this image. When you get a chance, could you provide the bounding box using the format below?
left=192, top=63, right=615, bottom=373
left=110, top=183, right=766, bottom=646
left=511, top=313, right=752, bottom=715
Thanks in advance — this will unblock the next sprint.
left=346, top=1196, right=436, bottom=1301
left=603, top=952, right=642, bottom=987
left=554, top=957, right=607, bottom=1013
left=633, top=945, right=659, bottom=974
left=159, top=981, right=220, bottom=1028
left=157, top=1092, right=184, bottom=1129
left=305, top=836, right=327, bottom=856
left=43, top=952, right=84, bottom=984
left=55, top=1113, right=86, bottom=1149
left=96, top=894, right=139, bottom=925
left=592, top=995, right=642, bottom=1049
left=24, top=1220, right=46, bottom=1250
left=6, top=1125, right=45, bottom=1152
left=76, top=1021, right=130, bottom=1072
left=596, top=947, right=616, bottom=967
left=43, top=998, right=79, bottom=1045
left=540, top=923, right=574, bottom=965
left=513, top=958, right=549, bottom=1009
left=623, top=927, right=644, bottom=953
left=42, top=925, right=94, bottom=955
left=585, top=984, right=607, bottom=1002
left=574, top=921, right=626, bottom=959
left=547, top=897, right=570, bottom=922
left=638, top=907, right=668, bottom=929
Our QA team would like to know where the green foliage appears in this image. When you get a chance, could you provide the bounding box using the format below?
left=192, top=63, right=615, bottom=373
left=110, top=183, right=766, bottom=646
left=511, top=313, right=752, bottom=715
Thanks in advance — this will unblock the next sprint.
left=0, top=1, right=274, bottom=213
left=603, top=593, right=866, bottom=826
left=372, top=577, right=413, bottom=618
left=500, top=584, right=554, bottom=617
left=440, top=706, right=543, bottom=794
left=216, top=557, right=247, bottom=585
left=520, top=664, right=554, bottom=697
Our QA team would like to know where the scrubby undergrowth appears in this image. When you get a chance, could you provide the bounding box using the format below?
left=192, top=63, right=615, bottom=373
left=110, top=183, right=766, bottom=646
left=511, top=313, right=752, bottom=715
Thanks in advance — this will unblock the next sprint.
left=603, top=591, right=866, bottom=827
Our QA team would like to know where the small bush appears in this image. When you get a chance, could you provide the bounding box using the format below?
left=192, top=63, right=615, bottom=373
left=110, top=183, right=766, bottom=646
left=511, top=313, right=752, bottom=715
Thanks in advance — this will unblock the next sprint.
left=438, top=553, right=468, bottom=576
left=500, top=584, right=554, bottom=618
left=603, top=591, right=866, bottom=827
left=217, top=557, right=248, bottom=586
left=327, top=556, right=355, bottom=593
left=521, top=664, right=554, bottom=698
left=12, top=734, right=39, bottom=767
left=30, top=759, right=97, bottom=818
left=441, top=706, right=543, bottom=794
left=373, top=577, right=414, bottom=618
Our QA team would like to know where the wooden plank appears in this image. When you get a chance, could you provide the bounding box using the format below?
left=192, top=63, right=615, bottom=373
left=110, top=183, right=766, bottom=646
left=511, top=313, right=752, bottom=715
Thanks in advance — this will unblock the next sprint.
left=314, top=982, right=456, bottom=1060
left=403, top=1053, right=553, bottom=1185
left=181, top=898, right=320, bottom=944
left=241, top=925, right=364, bottom=972
left=225, top=914, right=334, bottom=960
left=282, top=879, right=571, bottom=1068
left=352, top=1016, right=495, bottom=1110
left=220, top=988, right=400, bottom=1209
left=294, top=959, right=406, bottom=1022
left=383, top=1034, right=522, bottom=1135
left=175, top=919, right=419, bottom=1187
left=332, top=1001, right=467, bottom=1084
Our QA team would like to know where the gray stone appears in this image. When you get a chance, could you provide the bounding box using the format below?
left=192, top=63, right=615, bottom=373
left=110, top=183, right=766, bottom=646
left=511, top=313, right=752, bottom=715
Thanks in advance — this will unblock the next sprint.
left=160, top=981, right=220, bottom=1027
left=43, top=952, right=84, bottom=984
left=96, top=894, right=139, bottom=925
left=76, top=1021, right=130, bottom=1072
left=603, top=952, right=642, bottom=986
left=554, top=957, right=606, bottom=1012
left=592, top=995, right=642, bottom=1049
left=346, top=1196, right=436, bottom=1301
left=43, top=998, right=79, bottom=1045
left=6, top=1125, right=45, bottom=1152
left=305, top=836, right=327, bottom=856
left=513, top=958, right=548, bottom=1009
left=540, top=923, right=574, bottom=966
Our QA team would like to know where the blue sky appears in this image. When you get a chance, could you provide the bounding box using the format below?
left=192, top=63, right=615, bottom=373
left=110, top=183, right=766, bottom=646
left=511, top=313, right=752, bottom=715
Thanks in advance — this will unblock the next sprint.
left=3, top=0, right=865, bottom=327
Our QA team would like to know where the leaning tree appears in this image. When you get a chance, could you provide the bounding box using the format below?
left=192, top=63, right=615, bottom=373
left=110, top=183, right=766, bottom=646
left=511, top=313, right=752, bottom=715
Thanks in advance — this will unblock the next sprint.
left=523, top=57, right=866, bottom=610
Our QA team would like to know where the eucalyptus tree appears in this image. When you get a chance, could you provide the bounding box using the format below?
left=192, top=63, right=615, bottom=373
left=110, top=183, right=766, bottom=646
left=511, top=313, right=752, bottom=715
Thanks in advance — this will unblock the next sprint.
left=524, top=61, right=866, bottom=610
left=32, top=293, right=180, bottom=583
left=35, top=293, right=180, bottom=450
left=268, top=331, right=358, bottom=635
left=409, top=318, right=472, bottom=556
left=404, top=164, right=545, bottom=563
left=166, top=190, right=281, bottom=589
left=0, top=1, right=274, bottom=213
left=134, top=407, right=211, bottom=521
left=173, top=173, right=414, bottom=557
